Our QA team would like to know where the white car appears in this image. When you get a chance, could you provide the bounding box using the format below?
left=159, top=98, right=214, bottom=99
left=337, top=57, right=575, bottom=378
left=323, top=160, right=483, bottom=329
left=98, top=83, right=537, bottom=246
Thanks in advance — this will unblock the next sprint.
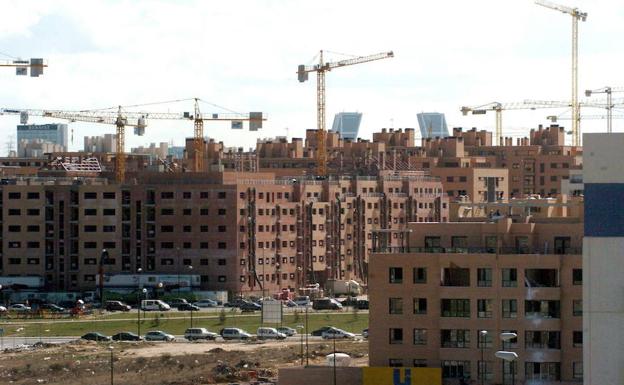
left=184, top=328, right=218, bottom=341
left=0, top=305, right=7, bottom=313
left=322, top=328, right=356, bottom=339
left=257, top=327, right=287, bottom=340
left=144, top=330, right=175, bottom=342
left=277, top=326, right=297, bottom=336
left=9, top=304, right=31, bottom=312
left=193, top=299, right=218, bottom=308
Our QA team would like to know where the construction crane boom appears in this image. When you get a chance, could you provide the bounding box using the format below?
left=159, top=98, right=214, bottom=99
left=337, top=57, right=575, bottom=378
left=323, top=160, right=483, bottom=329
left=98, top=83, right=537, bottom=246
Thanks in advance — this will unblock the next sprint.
left=298, top=50, right=393, bottom=176
left=1, top=102, right=265, bottom=181
left=535, top=0, right=587, bottom=146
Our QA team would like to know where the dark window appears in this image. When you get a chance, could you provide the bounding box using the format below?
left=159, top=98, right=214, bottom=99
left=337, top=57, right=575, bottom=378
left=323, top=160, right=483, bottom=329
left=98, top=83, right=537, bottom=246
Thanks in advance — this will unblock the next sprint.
left=26, top=225, right=39, bottom=232
left=27, top=192, right=40, bottom=199
left=218, top=242, right=227, bottom=249
left=525, top=269, right=559, bottom=287
left=84, top=242, right=97, bottom=249
left=84, top=208, right=97, bottom=216
left=84, top=225, right=97, bottom=232
left=442, top=268, right=470, bottom=286
left=477, top=299, right=493, bottom=318
left=27, top=208, right=40, bottom=216
left=218, top=192, right=226, bottom=199
left=441, top=329, right=470, bottom=348
left=413, top=267, right=427, bottom=283
left=183, top=191, right=192, bottom=199
left=160, top=242, right=174, bottom=249
left=502, top=268, right=517, bottom=287
left=200, top=242, right=208, bottom=249
left=183, top=208, right=192, bottom=215
left=200, top=208, right=209, bottom=215
left=160, top=208, right=174, bottom=215
left=8, top=208, right=21, bottom=215
left=103, top=192, right=116, bottom=199
left=103, top=225, right=115, bottom=233
left=8, top=225, right=21, bottom=232
left=161, top=192, right=174, bottom=199
left=183, top=225, right=192, bottom=233
left=160, top=225, right=174, bottom=233
left=572, top=269, right=582, bottom=285
left=477, top=268, right=492, bottom=287
left=441, top=299, right=470, bottom=317
left=8, top=192, right=21, bottom=199
left=389, top=328, right=403, bottom=344
left=502, top=299, right=517, bottom=318
left=218, top=208, right=226, bottom=215
left=389, top=298, right=403, bottom=314
left=218, top=275, right=226, bottom=282
left=218, top=258, right=226, bottom=266
left=27, top=241, right=40, bottom=249
left=103, top=208, right=116, bottom=216
left=525, top=300, right=561, bottom=318
left=84, top=192, right=97, bottom=199
left=389, top=267, right=403, bottom=283
left=413, top=298, right=427, bottom=314
left=573, top=331, right=583, bottom=347
left=200, top=225, right=208, bottom=232
left=200, top=191, right=209, bottom=199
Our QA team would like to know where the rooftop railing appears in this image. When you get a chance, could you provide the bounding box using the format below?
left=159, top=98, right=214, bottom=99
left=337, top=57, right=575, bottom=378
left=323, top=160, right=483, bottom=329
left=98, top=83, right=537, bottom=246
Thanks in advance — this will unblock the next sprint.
left=372, top=246, right=582, bottom=255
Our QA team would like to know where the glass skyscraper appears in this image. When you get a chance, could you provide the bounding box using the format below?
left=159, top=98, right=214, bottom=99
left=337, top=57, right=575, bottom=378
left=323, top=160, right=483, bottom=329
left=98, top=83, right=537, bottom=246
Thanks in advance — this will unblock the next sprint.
left=417, top=112, right=449, bottom=138
left=17, top=123, right=68, bottom=150
left=331, top=112, right=362, bottom=141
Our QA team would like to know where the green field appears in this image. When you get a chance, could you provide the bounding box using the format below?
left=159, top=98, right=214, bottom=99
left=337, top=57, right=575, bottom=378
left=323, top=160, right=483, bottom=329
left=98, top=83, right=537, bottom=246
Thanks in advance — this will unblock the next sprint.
left=0, top=311, right=369, bottom=337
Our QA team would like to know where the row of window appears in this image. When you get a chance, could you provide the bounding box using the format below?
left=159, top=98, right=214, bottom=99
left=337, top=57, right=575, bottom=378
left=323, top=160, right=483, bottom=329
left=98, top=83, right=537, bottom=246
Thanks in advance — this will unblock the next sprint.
left=388, top=298, right=582, bottom=318
left=386, top=359, right=580, bottom=381
left=7, top=192, right=40, bottom=199
left=388, top=267, right=582, bottom=286
left=387, top=328, right=582, bottom=349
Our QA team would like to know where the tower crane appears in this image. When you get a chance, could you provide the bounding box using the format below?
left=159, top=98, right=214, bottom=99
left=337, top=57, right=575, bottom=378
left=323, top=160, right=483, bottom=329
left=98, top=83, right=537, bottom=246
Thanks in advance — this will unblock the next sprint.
left=460, top=100, right=574, bottom=145
left=535, top=0, right=587, bottom=146
left=298, top=50, right=394, bottom=176
left=584, top=87, right=624, bottom=133
left=1, top=99, right=265, bottom=182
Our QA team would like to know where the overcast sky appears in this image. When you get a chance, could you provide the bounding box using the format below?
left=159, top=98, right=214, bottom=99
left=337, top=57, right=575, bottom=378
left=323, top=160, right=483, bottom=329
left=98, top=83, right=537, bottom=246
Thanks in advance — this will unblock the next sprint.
left=1, top=0, right=623, bottom=153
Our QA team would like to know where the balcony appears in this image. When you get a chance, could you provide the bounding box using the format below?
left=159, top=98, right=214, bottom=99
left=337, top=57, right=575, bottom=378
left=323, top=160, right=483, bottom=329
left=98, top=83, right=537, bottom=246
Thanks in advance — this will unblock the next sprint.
left=372, top=246, right=582, bottom=255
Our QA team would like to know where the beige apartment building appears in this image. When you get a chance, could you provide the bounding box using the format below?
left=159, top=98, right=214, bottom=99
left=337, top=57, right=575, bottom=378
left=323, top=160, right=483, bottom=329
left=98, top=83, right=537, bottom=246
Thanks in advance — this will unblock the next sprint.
left=369, top=207, right=583, bottom=384
left=0, top=171, right=448, bottom=295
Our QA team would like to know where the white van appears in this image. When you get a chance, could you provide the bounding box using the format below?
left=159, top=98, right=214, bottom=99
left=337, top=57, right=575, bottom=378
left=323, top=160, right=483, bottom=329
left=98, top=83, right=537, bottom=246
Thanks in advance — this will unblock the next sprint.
left=257, top=327, right=287, bottom=340
left=141, top=299, right=170, bottom=311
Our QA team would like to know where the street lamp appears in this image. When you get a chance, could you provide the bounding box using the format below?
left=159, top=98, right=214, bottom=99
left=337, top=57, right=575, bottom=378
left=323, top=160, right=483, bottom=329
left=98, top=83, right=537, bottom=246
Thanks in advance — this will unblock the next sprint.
left=108, top=345, right=114, bottom=385
left=136, top=268, right=143, bottom=336
left=498, top=332, right=518, bottom=385
left=479, top=330, right=488, bottom=385
left=296, top=324, right=304, bottom=365
left=176, top=247, right=181, bottom=295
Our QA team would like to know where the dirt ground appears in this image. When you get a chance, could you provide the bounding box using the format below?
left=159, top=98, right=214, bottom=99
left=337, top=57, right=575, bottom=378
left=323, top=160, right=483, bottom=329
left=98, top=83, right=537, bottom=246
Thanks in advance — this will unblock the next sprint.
left=0, top=339, right=369, bottom=384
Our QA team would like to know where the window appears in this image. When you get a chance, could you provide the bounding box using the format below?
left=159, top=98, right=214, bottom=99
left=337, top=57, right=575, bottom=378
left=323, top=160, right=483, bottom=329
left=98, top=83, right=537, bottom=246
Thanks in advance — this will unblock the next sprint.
left=413, top=359, right=427, bottom=367
left=218, top=275, right=226, bottom=282
left=200, top=258, right=209, bottom=266
left=8, top=192, right=21, bottom=199
left=218, top=258, right=226, bottom=266
left=182, top=191, right=192, bottom=199
left=103, top=192, right=116, bottom=199
left=218, top=208, right=226, bottom=215
left=389, top=298, right=403, bottom=314
left=450, top=236, right=467, bottom=250
left=84, top=242, right=97, bottom=249
left=572, top=268, right=582, bottom=285
left=424, top=236, right=441, bottom=251
left=442, top=268, right=470, bottom=286
left=441, top=299, right=470, bottom=317
left=413, top=267, right=427, bottom=283
left=218, top=225, right=227, bottom=232
left=84, top=208, right=97, bottom=216
left=84, top=192, right=97, bottom=199
left=477, top=299, right=493, bottom=318
left=27, top=241, right=40, bottom=249
left=218, top=242, right=226, bottom=249
left=389, top=267, right=403, bottom=283
left=502, top=268, right=517, bottom=287
left=200, top=225, right=208, bottom=232
left=389, top=328, right=403, bottom=344
left=573, top=300, right=582, bottom=316
left=27, top=208, right=40, bottom=216
left=103, top=241, right=116, bottom=249
left=478, top=361, right=494, bottom=381
left=27, top=225, right=39, bottom=232
left=573, top=331, right=583, bottom=347
left=200, top=208, right=209, bottom=215
left=161, top=191, right=174, bottom=199
left=8, top=225, right=21, bottom=232
left=477, top=268, right=492, bottom=287
left=160, top=242, right=174, bottom=249
left=573, top=362, right=583, bottom=380
left=183, top=208, right=192, bottom=216
left=200, top=242, right=208, bottom=249
left=502, top=299, right=517, bottom=318
left=8, top=208, right=20, bottom=216
left=525, top=300, right=561, bottom=318
left=183, top=225, right=192, bottom=233
left=524, top=362, right=561, bottom=381
left=525, top=331, right=561, bottom=349
left=441, top=329, right=470, bottom=348
left=442, top=361, right=471, bottom=379
left=160, top=225, right=174, bottom=233
left=477, top=331, right=493, bottom=348
left=413, top=298, right=427, bottom=314
left=218, top=191, right=226, bottom=199
left=160, top=208, right=174, bottom=215
left=501, top=330, right=518, bottom=349
left=413, top=329, right=427, bottom=345
left=525, top=268, right=559, bottom=287
left=388, top=359, right=404, bottom=367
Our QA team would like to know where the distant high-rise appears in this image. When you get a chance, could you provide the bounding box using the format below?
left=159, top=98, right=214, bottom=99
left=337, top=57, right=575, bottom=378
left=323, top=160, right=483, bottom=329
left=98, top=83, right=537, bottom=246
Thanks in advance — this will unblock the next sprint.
left=17, top=123, right=68, bottom=149
left=331, top=112, right=362, bottom=141
left=417, top=112, right=449, bottom=138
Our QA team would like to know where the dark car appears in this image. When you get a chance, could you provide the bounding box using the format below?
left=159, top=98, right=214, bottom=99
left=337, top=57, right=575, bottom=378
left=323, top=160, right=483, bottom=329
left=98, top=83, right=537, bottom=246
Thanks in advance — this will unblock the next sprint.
left=356, top=299, right=369, bottom=310
left=81, top=332, right=111, bottom=342
left=167, top=298, right=189, bottom=307
left=106, top=301, right=131, bottom=312
left=41, top=303, right=66, bottom=313
left=58, top=300, right=77, bottom=309
left=224, top=298, right=250, bottom=308
left=240, top=302, right=261, bottom=312
left=311, top=326, right=338, bottom=337
left=178, top=303, right=200, bottom=311
left=312, top=298, right=342, bottom=310
left=112, top=332, right=142, bottom=341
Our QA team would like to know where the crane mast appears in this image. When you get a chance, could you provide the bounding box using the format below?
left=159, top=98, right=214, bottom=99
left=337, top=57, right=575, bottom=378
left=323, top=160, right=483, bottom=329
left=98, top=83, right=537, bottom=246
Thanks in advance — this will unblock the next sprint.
left=298, top=50, right=393, bottom=176
left=535, top=0, right=587, bottom=146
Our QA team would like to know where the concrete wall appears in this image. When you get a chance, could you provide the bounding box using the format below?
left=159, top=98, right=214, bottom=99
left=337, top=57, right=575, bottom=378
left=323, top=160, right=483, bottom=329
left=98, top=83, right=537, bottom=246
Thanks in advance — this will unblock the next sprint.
left=583, top=133, right=624, bottom=385
left=278, top=366, right=362, bottom=385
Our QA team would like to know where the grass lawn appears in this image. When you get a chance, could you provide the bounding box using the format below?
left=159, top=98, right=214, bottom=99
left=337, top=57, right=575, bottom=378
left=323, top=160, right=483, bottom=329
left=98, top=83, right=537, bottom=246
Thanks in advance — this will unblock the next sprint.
left=0, top=311, right=368, bottom=337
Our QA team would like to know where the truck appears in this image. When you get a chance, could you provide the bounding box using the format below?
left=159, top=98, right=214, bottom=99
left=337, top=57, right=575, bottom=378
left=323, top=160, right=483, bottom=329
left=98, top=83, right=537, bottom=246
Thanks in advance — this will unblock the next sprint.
left=326, top=279, right=362, bottom=296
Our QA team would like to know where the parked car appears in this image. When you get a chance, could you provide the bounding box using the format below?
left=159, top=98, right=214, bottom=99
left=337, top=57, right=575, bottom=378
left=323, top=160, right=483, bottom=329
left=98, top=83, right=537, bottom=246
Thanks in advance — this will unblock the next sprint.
left=81, top=332, right=111, bottom=342
left=356, top=300, right=369, bottom=310
left=276, top=326, right=297, bottom=337
left=284, top=300, right=298, bottom=308
left=167, top=298, right=189, bottom=307
left=193, top=299, right=218, bottom=308
left=184, top=328, right=219, bottom=341
left=321, top=328, right=356, bottom=340
left=141, top=300, right=171, bottom=311
left=240, top=302, right=261, bottom=312
left=220, top=328, right=252, bottom=340
left=311, top=326, right=338, bottom=337
left=312, top=298, right=343, bottom=310
left=224, top=298, right=251, bottom=308
left=0, top=305, right=7, bottom=313
left=112, top=332, right=142, bottom=341
left=58, top=300, right=77, bottom=309
left=178, top=303, right=200, bottom=311
left=144, top=330, right=175, bottom=342
left=106, top=301, right=131, bottom=312
left=41, top=303, right=66, bottom=313
left=9, top=304, right=31, bottom=312
left=293, top=296, right=310, bottom=307
left=362, top=328, right=369, bottom=339
left=257, top=327, right=287, bottom=340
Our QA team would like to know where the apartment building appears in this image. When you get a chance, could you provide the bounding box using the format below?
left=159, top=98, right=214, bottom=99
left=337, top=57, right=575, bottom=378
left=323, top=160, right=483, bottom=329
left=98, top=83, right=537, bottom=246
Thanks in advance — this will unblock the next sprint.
left=369, top=210, right=583, bottom=384
left=0, top=171, right=448, bottom=295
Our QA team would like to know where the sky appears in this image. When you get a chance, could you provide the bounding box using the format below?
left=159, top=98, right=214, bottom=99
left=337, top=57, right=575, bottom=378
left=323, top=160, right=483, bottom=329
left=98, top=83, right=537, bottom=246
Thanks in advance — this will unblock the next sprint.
left=1, top=0, right=623, bottom=153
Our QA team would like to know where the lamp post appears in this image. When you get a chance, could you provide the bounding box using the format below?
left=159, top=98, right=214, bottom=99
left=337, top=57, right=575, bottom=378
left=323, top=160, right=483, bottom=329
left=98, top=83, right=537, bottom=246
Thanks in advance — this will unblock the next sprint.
left=187, top=265, right=194, bottom=327
left=136, top=268, right=143, bottom=336
left=498, top=332, right=518, bottom=385
left=108, top=345, right=114, bottom=385
left=480, top=330, right=488, bottom=385
left=176, top=247, right=181, bottom=295
left=155, top=282, right=163, bottom=300
left=296, top=324, right=304, bottom=365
